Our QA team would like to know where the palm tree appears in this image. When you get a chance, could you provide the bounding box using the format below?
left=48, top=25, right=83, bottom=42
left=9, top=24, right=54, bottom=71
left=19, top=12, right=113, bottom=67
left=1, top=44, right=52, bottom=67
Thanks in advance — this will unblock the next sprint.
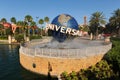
left=24, top=15, right=33, bottom=36
left=16, top=21, right=28, bottom=41
left=16, top=21, right=22, bottom=33
left=0, top=18, right=7, bottom=35
left=10, top=17, right=16, bottom=24
left=16, top=21, right=24, bottom=33
left=30, top=21, right=37, bottom=35
left=39, top=19, right=44, bottom=36
left=10, top=17, right=17, bottom=34
left=0, top=24, right=4, bottom=36
left=89, top=11, right=106, bottom=39
left=109, top=8, right=120, bottom=36
left=44, top=17, right=49, bottom=36
left=0, top=18, right=7, bottom=23
left=39, top=19, right=44, bottom=25
left=44, top=16, right=49, bottom=23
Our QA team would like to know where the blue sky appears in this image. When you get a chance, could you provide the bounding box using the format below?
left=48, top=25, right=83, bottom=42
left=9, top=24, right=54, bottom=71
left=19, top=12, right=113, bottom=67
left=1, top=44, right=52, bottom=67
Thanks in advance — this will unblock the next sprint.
left=0, top=0, right=120, bottom=24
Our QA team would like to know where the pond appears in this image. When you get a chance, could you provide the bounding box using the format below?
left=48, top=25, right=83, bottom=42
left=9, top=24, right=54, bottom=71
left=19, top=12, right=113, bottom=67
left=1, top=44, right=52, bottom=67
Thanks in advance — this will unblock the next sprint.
left=0, top=44, right=57, bottom=80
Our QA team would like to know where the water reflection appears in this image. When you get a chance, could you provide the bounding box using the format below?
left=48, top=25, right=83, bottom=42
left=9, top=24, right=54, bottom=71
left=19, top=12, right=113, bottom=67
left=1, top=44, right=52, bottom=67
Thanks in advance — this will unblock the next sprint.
left=0, top=44, right=57, bottom=80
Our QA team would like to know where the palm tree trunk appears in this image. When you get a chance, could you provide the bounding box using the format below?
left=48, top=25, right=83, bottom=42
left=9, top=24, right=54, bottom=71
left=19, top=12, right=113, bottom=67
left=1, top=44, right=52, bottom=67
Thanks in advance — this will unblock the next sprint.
left=95, top=27, right=99, bottom=40
left=33, top=28, right=35, bottom=36
left=41, top=29, right=42, bottom=36
left=41, top=25, right=42, bottom=36
left=24, top=31, right=26, bottom=41
left=27, top=27, right=31, bottom=37
left=4, top=29, right=6, bottom=35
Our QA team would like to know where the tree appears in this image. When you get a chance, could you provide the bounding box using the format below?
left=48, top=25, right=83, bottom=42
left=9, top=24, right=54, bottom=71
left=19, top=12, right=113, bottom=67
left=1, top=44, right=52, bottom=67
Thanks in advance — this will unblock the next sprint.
left=24, top=15, right=33, bottom=36
left=109, top=8, right=120, bottom=37
left=39, top=19, right=44, bottom=25
left=16, top=21, right=28, bottom=41
left=89, top=11, right=106, bottom=39
left=24, top=15, right=33, bottom=22
left=44, top=16, right=49, bottom=23
left=39, top=19, right=44, bottom=36
left=44, top=17, right=49, bottom=36
left=0, top=24, right=4, bottom=36
left=30, top=21, right=37, bottom=35
left=1, top=18, right=7, bottom=23
left=0, top=18, right=8, bottom=35
left=10, top=17, right=16, bottom=24
left=10, top=17, right=17, bottom=34
left=16, top=21, right=25, bottom=33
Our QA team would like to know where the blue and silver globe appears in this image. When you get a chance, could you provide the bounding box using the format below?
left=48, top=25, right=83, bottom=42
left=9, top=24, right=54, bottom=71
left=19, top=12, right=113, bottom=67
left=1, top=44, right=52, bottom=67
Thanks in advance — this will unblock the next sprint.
left=51, top=14, right=79, bottom=42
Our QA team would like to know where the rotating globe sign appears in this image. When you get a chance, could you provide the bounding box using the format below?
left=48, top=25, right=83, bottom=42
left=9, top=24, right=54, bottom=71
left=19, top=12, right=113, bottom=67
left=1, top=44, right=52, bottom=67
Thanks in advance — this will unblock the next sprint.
left=45, top=14, right=79, bottom=42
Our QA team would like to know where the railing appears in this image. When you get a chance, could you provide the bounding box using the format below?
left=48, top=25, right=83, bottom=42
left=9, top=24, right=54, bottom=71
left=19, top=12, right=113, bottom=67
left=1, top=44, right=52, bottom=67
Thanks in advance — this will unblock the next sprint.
left=19, top=43, right=112, bottom=59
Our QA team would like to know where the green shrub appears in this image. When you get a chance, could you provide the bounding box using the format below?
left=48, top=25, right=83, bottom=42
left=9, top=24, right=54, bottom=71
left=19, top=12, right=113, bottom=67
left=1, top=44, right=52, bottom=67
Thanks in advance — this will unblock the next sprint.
left=6, top=28, right=13, bottom=35
left=61, top=60, right=115, bottom=80
left=61, top=71, right=69, bottom=79
left=0, top=36, right=7, bottom=40
left=61, top=37, right=120, bottom=80
left=104, top=37, right=120, bottom=73
left=30, top=35, right=42, bottom=40
left=70, top=71, right=78, bottom=80
left=14, top=34, right=24, bottom=42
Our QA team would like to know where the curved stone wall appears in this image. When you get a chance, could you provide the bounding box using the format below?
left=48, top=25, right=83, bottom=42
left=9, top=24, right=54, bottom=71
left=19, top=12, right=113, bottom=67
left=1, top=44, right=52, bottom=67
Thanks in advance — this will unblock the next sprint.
left=19, top=38, right=112, bottom=76
left=20, top=51, right=106, bottom=76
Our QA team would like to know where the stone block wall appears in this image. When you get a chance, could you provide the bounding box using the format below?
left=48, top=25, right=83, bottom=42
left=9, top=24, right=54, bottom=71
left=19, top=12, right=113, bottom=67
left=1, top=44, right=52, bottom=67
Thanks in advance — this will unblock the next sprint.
left=20, top=53, right=104, bottom=76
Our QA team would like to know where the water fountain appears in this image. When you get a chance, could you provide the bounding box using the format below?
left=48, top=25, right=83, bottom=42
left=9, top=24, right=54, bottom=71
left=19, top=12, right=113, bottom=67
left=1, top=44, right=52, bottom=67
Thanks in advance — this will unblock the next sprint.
left=19, top=14, right=112, bottom=76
